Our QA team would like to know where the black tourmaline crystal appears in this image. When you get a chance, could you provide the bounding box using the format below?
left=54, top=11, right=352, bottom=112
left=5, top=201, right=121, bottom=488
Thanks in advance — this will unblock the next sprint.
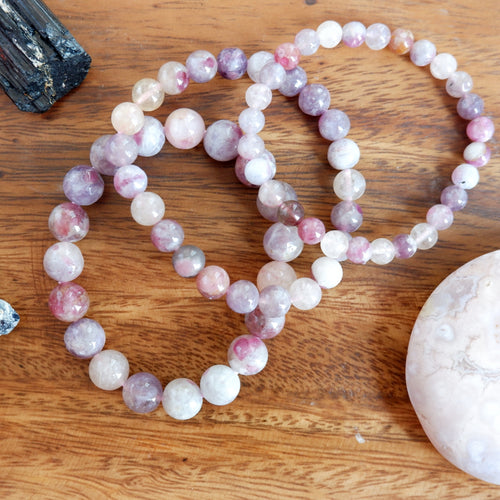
left=0, top=0, right=91, bottom=112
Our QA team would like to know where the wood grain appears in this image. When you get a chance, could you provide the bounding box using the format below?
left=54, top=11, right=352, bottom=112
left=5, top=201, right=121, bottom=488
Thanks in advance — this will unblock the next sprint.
left=1, top=0, right=499, bottom=498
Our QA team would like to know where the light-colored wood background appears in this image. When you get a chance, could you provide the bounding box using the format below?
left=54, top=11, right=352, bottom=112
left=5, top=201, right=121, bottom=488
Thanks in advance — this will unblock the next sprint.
left=1, top=0, right=499, bottom=498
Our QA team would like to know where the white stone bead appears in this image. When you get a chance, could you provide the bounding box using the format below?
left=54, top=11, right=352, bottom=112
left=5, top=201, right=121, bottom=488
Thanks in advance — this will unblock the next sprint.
left=247, top=51, right=274, bottom=82
left=410, top=223, right=439, bottom=250
left=446, top=71, right=473, bottom=98
left=257, top=261, right=297, bottom=291
left=327, top=138, right=360, bottom=170
left=245, top=83, right=273, bottom=110
left=111, top=102, right=145, bottom=136
left=162, top=378, right=203, bottom=420
left=410, top=39, right=436, bottom=67
left=238, top=108, right=265, bottom=134
left=157, top=61, right=188, bottom=95
left=365, top=23, right=391, bottom=50
left=311, top=257, right=343, bottom=289
left=132, top=78, right=164, bottom=112
left=316, top=20, right=343, bottom=48
left=227, top=335, right=268, bottom=375
left=244, top=157, right=274, bottom=185
left=320, top=230, right=350, bottom=260
left=370, top=238, right=396, bottom=265
left=134, top=116, right=166, bottom=157
left=131, top=191, right=165, bottom=226
left=333, top=168, right=366, bottom=200
left=43, top=242, right=84, bottom=282
left=289, top=278, right=322, bottom=310
left=430, top=53, right=457, bottom=80
left=452, top=163, right=480, bottom=189
left=200, top=365, right=240, bottom=406
left=89, top=349, right=129, bottom=390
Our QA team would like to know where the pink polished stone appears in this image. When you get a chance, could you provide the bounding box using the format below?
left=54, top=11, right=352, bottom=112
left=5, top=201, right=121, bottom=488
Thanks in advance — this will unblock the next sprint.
left=227, top=335, right=268, bottom=375
left=237, top=133, right=265, bottom=160
left=274, top=42, right=301, bottom=70
left=440, top=185, right=468, bottom=211
left=49, top=202, right=89, bottom=242
left=463, top=142, right=491, bottom=167
left=426, top=204, right=454, bottom=230
left=90, top=135, right=118, bottom=176
left=466, top=116, right=495, bottom=143
left=389, top=28, right=414, bottom=55
left=407, top=250, right=500, bottom=485
left=330, top=200, right=363, bottom=233
left=298, top=217, right=325, bottom=245
left=346, top=236, right=372, bottom=264
left=203, top=120, right=242, bottom=162
left=294, top=28, right=320, bottom=56
left=113, top=165, right=148, bottom=199
left=196, top=265, right=230, bottom=299
left=259, top=61, right=286, bottom=90
left=164, top=108, right=206, bottom=149
left=151, top=219, right=184, bottom=252
left=44, top=242, right=84, bottom=282
left=104, top=134, right=139, bottom=168
left=393, top=233, right=417, bottom=259
left=63, top=165, right=104, bottom=206
left=185, top=49, right=217, bottom=83
left=226, top=280, right=259, bottom=314
left=122, top=372, right=163, bottom=414
left=157, top=61, right=189, bottom=95
left=245, top=307, right=285, bottom=339
left=48, top=282, right=89, bottom=322
left=64, top=318, right=105, bottom=359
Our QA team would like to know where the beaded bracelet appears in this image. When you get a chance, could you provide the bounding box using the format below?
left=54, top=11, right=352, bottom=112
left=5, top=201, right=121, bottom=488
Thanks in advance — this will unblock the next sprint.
left=43, top=21, right=494, bottom=420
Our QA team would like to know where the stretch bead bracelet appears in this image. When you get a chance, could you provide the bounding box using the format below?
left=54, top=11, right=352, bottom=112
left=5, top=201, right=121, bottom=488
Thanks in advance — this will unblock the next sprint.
left=43, top=21, right=494, bottom=419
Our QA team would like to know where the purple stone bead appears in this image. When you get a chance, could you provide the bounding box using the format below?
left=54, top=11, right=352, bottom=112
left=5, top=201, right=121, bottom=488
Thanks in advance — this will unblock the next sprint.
left=226, top=280, right=259, bottom=314
left=277, top=199, right=305, bottom=226
left=440, top=185, right=468, bottom=211
left=393, top=234, right=417, bottom=259
left=90, top=135, right=118, bottom=176
left=172, top=245, right=205, bottom=277
left=151, top=219, right=184, bottom=252
left=114, top=165, right=148, bottom=199
left=346, top=236, right=372, bottom=264
left=457, top=93, right=484, bottom=121
left=278, top=66, right=308, bottom=97
left=217, top=47, right=247, bottom=80
left=297, top=217, right=325, bottom=245
left=258, top=285, right=291, bottom=317
left=426, top=204, right=454, bottom=230
left=330, top=200, right=363, bottom=233
left=186, top=50, right=217, bottom=83
left=64, top=318, right=106, bottom=359
left=104, top=133, right=139, bottom=168
left=122, top=372, right=163, bottom=414
left=203, top=120, right=243, bottom=162
left=318, top=109, right=351, bottom=141
left=63, top=165, right=104, bottom=206
left=245, top=307, right=285, bottom=339
left=48, top=202, right=89, bottom=242
left=298, top=84, right=331, bottom=116
left=263, top=222, right=304, bottom=262
left=259, top=61, right=286, bottom=89
left=342, top=21, right=366, bottom=48
left=133, top=116, right=166, bottom=157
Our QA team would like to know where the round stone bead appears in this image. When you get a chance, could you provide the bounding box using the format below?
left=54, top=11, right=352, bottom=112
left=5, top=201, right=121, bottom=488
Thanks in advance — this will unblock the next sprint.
left=111, top=102, right=144, bottom=136
left=226, top=280, right=259, bottom=314
left=294, top=28, right=320, bottom=56
left=346, top=236, right=372, bottom=264
left=452, top=163, right=480, bottom=190
left=200, top=365, right=240, bottom=406
left=196, top=265, right=230, bottom=300
left=162, top=378, right=203, bottom=420
left=172, top=245, right=205, bottom=278
left=132, top=78, right=164, bottom=112
left=318, top=109, right=351, bottom=141
left=393, top=234, right=417, bottom=259
left=333, top=168, right=366, bottom=200
left=64, top=318, right=106, bottom=359
left=239, top=108, right=265, bottom=135
left=244, top=157, right=274, bottom=185
left=446, top=71, right=473, bottom=98
left=131, top=191, right=165, bottom=226
left=133, top=116, right=166, bottom=157
left=203, top=120, right=242, bottom=161
left=426, top=203, right=454, bottom=230
left=245, top=307, right=285, bottom=339
left=89, top=349, right=129, bottom=391
left=263, top=223, right=304, bottom=262
left=389, top=28, right=414, bottom=55
left=410, top=39, right=436, bottom=67
left=247, top=51, right=274, bottom=82
left=237, top=133, right=265, bottom=160
left=228, top=335, right=268, bottom=376
left=316, top=20, right=343, bottom=48
left=151, top=219, right=184, bottom=252
left=48, top=282, right=89, bottom=322
left=328, top=138, right=360, bottom=170
left=440, top=185, right=468, bottom=211
left=277, top=199, right=305, bottom=226
left=90, top=135, right=118, bottom=176
left=164, top=108, right=206, bottom=149
left=320, top=230, right=350, bottom=260
left=105, top=133, right=139, bottom=168
left=278, top=66, right=308, bottom=97
left=259, top=61, right=286, bottom=90
left=342, top=21, right=366, bottom=48
left=257, top=261, right=297, bottom=291
left=298, top=84, right=331, bottom=116
left=63, top=165, right=104, bottom=206
left=44, top=242, right=84, bottom=282
left=430, top=53, right=457, bottom=80
left=257, top=180, right=297, bottom=222
left=457, top=93, right=484, bottom=120
left=217, top=47, right=247, bottom=80
left=289, top=277, right=322, bottom=310
left=122, top=372, right=163, bottom=413
left=463, top=142, right=491, bottom=167
left=330, top=200, right=363, bottom=233
left=298, top=217, right=325, bottom=245
left=311, top=256, right=343, bottom=289
left=274, top=42, right=301, bottom=70
left=258, top=285, right=291, bottom=317
left=113, top=165, right=148, bottom=199
left=370, top=238, right=396, bottom=265
left=185, top=49, right=217, bottom=83
left=410, top=222, right=438, bottom=250
left=157, top=61, right=189, bottom=95
left=49, top=202, right=89, bottom=242
left=365, top=23, right=391, bottom=50
left=246, top=83, right=273, bottom=110
left=466, top=116, right=495, bottom=142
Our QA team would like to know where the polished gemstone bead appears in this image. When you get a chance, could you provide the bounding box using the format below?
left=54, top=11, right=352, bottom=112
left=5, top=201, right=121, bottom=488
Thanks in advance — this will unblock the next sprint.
left=44, top=242, right=84, bottom=282
left=244, top=156, right=274, bottom=185
left=466, top=116, right=495, bottom=142
left=105, top=133, right=139, bottom=168
left=333, top=168, right=366, bottom=200
left=114, top=165, right=148, bottom=199
left=440, top=185, right=468, bottom=211
left=274, top=42, right=301, bottom=70
left=162, top=378, right=203, bottom=420
left=330, top=200, right=363, bottom=232
left=151, top=219, right=184, bottom=252
left=410, top=39, right=436, bottom=66
left=132, top=78, right=164, bottom=112
left=247, top=51, right=274, bottom=82
left=298, top=217, right=325, bottom=245
left=63, top=165, right=104, bottom=206
left=257, top=180, right=297, bottom=221
left=245, top=307, right=285, bottom=339
left=346, top=236, right=372, bottom=264
left=245, top=83, right=273, bottom=110
left=452, top=163, right=479, bottom=189
left=226, top=280, right=259, bottom=314
left=49, top=202, right=89, bottom=242
left=393, top=234, right=417, bottom=259
left=131, top=192, right=165, bottom=226
left=133, top=116, right=166, bottom=157
left=196, top=265, right=230, bottom=299
left=228, top=335, right=268, bottom=375
left=186, top=49, right=217, bottom=83
left=320, top=230, right=350, bottom=260
left=200, top=365, right=240, bottom=405
left=410, top=222, right=438, bottom=250
left=365, top=23, right=391, bottom=50
left=463, top=142, right=491, bottom=167
left=157, top=61, right=189, bottom=95
left=370, top=238, right=396, bottom=265
left=64, top=318, right=105, bottom=359
left=277, top=199, right=305, bottom=226
left=172, top=245, right=205, bottom=278
left=48, top=282, right=89, bottom=322
left=342, top=21, right=366, bottom=48
left=446, top=71, right=473, bottom=98
left=294, top=28, right=320, bottom=56
left=426, top=203, right=454, bottom=230
left=318, top=109, right=351, bottom=141
left=457, top=93, right=484, bottom=120
left=263, top=222, right=304, bottom=262
left=289, top=277, right=322, bottom=310
left=328, top=138, right=360, bottom=170
left=278, top=66, right=308, bottom=97
left=0, top=300, right=19, bottom=336
left=430, top=53, right=457, bottom=80
left=258, top=285, right=291, bottom=317
left=111, top=102, right=144, bottom=135
left=389, top=28, right=414, bottom=55
left=237, top=133, right=265, bottom=159
left=90, top=135, right=118, bottom=176
left=257, top=261, right=297, bottom=290
left=316, top=20, right=343, bottom=48
left=259, top=61, right=286, bottom=89
left=298, top=84, right=331, bottom=116
left=217, top=47, right=247, bottom=80
left=164, top=108, right=205, bottom=149
left=311, top=256, right=343, bottom=289
left=122, top=372, right=163, bottom=413
left=89, top=349, right=129, bottom=391
left=203, top=120, right=242, bottom=161
left=234, top=156, right=254, bottom=187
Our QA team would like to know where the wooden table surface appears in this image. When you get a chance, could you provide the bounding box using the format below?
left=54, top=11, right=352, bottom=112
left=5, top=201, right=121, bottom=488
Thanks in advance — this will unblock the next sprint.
left=1, top=0, right=499, bottom=498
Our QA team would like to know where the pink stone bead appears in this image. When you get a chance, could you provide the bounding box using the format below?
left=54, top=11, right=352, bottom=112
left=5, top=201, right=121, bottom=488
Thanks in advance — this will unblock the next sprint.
left=196, top=265, right=230, bottom=300
left=157, top=61, right=189, bottom=95
left=346, top=236, right=372, bottom=264
left=105, top=133, right=139, bottom=168
left=226, top=280, right=259, bottom=314
left=244, top=156, right=274, bottom=185
left=463, top=142, right=491, bottom=167
left=258, top=285, right=291, bottom=317
left=48, top=282, right=89, bottom=322
left=263, top=223, right=304, bottom=262
left=64, top=318, right=105, bottom=359
left=245, top=307, right=285, bottom=339
left=133, top=116, right=166, bottom=157
left=446, top=71, right=473, bottom=98
left=440, top=185, right=468, bottom=211
left=389, top=28, right=414, bottom=55
left=259, top=61, right=286, bottom=89
left=122, top=372, right=163, bottom=413
left=111, top=102, right=145, bottom=136
left=130, top=191, right=165, bottom=226
left=132, top=78, right=164, bottom=112
left=203, top=120, right=242, bottom=162
left=320, top=230, right=350, bottom=260
left=216, top=47, right=247, bottom=80
left=238, top=108, right=265, bottom=135
left=172, top=245, right=205, bottom=278
left=227, top=335, right=268, bottom=375
left=256, top=261, right=297, bottom=291
left=90, top=135, right=118, bottom=176
left=63, top=165, right=104, bottom=206
left=393, top=234, right=417, bottom=259
left=457, top=93, right=484, bottom=120
left=327, top=138, right=360, bottom=170
left=430, top=53, right=457, bottom=80
left=274, top=42, right=301, bottom=70
left=113, top=165, right=148, bottom=199
left=298, top=217, right=325, bottom=245
left=466, top=116, right=495, bottom=142
left=426, top=204, right=454, bottom=230
left=89, top=349, right=129, bottom=391
left=342, top=21, right=366, bottom=48
left=317, top=20, right=343, bottom=49
left=48, top=202, right=89, bottom=242
left=44, top=242, right=84, bottom=282
left=277, top=199, right=305, bottom=226
left=330, top=200, right=363, bottom=233
left=318, top=109, right=351, bottom=141
left=151, top=219, right=184, bottom=252
left=185, top=49, right=217, bottom=83
left=164, top=108, right=206, bottom=149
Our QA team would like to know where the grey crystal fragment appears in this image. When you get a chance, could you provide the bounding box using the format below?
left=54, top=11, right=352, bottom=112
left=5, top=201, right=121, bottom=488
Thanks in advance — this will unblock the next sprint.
left=0, top=299, right=20, bottom=335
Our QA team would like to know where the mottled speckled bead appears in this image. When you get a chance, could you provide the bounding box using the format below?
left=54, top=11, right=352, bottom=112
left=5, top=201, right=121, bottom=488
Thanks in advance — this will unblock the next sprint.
left=258, top=285, right=291, bottom=317
left=217, top=47, right=247, bottom=80
left=245, top=307, right=285, bottom=339
left=89, top=349, right=129, bottom=391
left=133, top=116, right=166, bottom=157
left=186, top=50, right=217, bottom=83
left=410, top=223, right=438, bottom=250
left=237, top=133, right=265, bottom=160
left=317, top=20, right=343, bottom=48
left=466, top=116, right=495, bottom=142
left=246, top=83, right=273, bottom=110
left=164, top=108, right=206, bottom=149
left=256, top=261, right=297, bottom=290
left=289, top=277, right=322, bottom=310
left=393, top=234, right=417, bottom=259
left=365, top=23, right=391, bottom=50
left=298, top=217, right=325, bottom=245
left=328, top=138, right=360, bottom=170
left=132, top=78, right=164, bottom=112
left=426, top=204, right=454, bottom=230
left=342, top=21, right=366, bottom=48
left=44, top=242, right=84, bottom=282
left=274, top=42, right=301, bottom=70
left=318, top=109, right=351, bottom=141
left=346, top=236, right=372, bottom=264
left=90, top=135, right=118, bottom=176
left=320, top=230, right=350, bottom=260
left=111, top=102, right=144, bottom=136
left=370, top=238, right=396, bottom=265
left=49, top=202, right=89, bottom=243
left=463, top=142, right=491, bottom=167
left=440, top=185, right=468, bottom=211
left=48, top=282, right=89, bottom=322
left=226, top=280, right=259, bottom=314
left=389, top=28, right=414, bottom=55
left=114, top=165, right=148, bottom=199
left=122, top=372, right=163, bottom=413
left=311, top=256, right=343, bottom=289
left=330, top=200, right=363, bottom=233
left=457, top=93, right=484, bottom=120
left=130, top=191, right=165, bottom=226
left=238, top=108, right=265, bottom=135
left=452, top=163, right=480, bottom=190
left=228, top=335, right=268, bottom=375
left=157, top=61, right=189, bottom=95
left=446, top=71, right=473, bottom=98
left=196, top=265, right=230, bottom=300
left=162, top=378, right=203, bottom=420
left=298, top=84, right=331, bottom=116
left=200, top=365, right=240, bottom=406
left=410, top=39, right=436, bottom=67
left=277, top=199, right=305, bottom=226
left=203, top=120, right=242, bottom=161
left=259, top=61, right=287, bottom=89
left=294, top=28, right=320, bottom=56
left=64, top=318, right=106, bottom=359
left=278, top=66, right=308, bottom=97
left=63, top=165, right=105, bottom=206
left=247, top=51, right=274, bottom=82
left=263, top=222, right=304, bottom=262
left=172, top=245, right=205, bottom=278
left=430, top=53, right=457, bottom=80
left=151, top=219, right=184, bottom=253
left=105, top=133, right=139, bottom=168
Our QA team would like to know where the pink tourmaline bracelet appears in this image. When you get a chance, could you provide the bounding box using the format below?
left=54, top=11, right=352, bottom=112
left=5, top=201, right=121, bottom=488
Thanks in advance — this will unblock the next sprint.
left=43, top=21, right=494, bottom=419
